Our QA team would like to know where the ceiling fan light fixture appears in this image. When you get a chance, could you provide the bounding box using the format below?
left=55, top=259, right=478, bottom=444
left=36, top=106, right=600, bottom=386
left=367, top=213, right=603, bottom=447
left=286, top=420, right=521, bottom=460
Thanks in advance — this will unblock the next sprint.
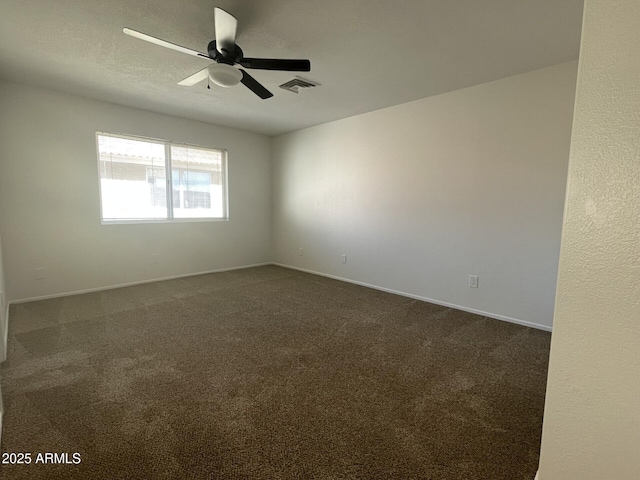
left=124, top=7, right=310, bottom=99
left=207, top=63, right=242, bottom=87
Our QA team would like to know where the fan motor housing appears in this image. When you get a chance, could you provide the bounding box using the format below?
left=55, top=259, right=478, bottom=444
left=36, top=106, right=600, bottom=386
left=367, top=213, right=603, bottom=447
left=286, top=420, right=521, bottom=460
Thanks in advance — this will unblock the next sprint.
left=208, top=40, right=243, bottom=65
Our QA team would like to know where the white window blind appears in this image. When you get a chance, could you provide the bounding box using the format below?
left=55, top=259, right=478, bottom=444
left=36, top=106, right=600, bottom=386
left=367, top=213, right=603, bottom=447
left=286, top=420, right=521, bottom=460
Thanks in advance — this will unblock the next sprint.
left=96, top=132, right=227, bottom=222
left=171, top=145, right=225, bottom=219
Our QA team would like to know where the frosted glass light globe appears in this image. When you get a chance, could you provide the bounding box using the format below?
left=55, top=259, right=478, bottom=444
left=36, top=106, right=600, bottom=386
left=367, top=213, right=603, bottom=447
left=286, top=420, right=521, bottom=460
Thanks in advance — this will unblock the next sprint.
left=207, top=63, right=242, bottom=87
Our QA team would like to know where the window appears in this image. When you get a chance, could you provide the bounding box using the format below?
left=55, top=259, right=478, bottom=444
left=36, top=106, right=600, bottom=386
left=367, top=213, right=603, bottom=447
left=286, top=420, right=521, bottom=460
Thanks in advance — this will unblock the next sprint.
left=96, top=132, right=227, bottom=222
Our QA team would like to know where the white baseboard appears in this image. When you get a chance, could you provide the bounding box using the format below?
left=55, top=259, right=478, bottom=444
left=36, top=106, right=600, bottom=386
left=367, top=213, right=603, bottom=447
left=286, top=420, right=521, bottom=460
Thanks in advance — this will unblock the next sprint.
left=7, top=261, right=554, bottom=334
left=273, top=263, right=552, bottom=332
left=0, top=303, right=5, bottom=446
left=0, top=384, right=3, bottom=446
left=0, top=303, right=8, bottom=363
left=10, top=262, right=272, bottom=305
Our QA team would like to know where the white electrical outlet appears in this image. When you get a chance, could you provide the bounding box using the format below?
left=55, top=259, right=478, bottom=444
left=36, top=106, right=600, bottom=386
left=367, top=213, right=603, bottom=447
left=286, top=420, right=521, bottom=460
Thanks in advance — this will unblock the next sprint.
left=35, top=267, right=46, bottom=280
left=298, top=248, right=303, bottom=256
left=469, top=275, right=479, bottom=288
left=152, top=254, right=160, bottom=264
left=341, top=254, right=347, bottom=264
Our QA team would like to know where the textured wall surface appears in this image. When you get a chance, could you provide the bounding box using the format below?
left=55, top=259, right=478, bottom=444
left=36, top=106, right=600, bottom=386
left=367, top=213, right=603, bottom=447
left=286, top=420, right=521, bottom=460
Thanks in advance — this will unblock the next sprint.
left=0, top=81, right=272, bottom=301
left=272, top=62, right=577, bottom=330
left=538, top=0, right=640, bottom=478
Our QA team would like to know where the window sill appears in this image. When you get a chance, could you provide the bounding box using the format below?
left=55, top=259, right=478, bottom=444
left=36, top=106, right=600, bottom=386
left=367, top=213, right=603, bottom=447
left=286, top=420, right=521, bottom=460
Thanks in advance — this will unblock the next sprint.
left=101, top=218, right=229, bottom=225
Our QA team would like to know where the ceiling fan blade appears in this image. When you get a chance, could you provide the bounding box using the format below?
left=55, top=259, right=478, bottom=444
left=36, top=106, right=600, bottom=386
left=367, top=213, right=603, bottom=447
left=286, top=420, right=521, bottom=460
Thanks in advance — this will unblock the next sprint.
left=214, top=7, right=238, bottom=57
left=178, top=67, right=209, bottom=86
left=123, top=28, right=210, bottom=60
left=240, top=69, right=273, bottom=99
left=239, top=58, right=311, bottom=72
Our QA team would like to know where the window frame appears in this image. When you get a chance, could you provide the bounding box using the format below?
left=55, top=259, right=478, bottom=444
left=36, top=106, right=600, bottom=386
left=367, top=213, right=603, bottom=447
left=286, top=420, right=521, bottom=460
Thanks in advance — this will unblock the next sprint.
left=95, top=131, right=229, bottom=225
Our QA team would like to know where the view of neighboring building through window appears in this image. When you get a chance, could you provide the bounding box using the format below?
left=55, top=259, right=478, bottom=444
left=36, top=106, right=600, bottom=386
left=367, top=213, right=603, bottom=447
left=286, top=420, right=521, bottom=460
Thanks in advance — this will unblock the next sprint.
left=96, top=133, right=227, bottom=222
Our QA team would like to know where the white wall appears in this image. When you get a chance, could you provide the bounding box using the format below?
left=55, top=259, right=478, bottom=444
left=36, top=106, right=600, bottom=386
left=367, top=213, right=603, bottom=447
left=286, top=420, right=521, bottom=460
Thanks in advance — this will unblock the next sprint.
left=0, top=382, right=3, bottom=444
left=0, top=232, right=5, bottom=445
left=272, top=62, right=577, bottom=330
left=538, top=1, right=640, bottom=478
left=0, top=234, right=7, bottom=361
left=0, top=81, right=272, bottom=301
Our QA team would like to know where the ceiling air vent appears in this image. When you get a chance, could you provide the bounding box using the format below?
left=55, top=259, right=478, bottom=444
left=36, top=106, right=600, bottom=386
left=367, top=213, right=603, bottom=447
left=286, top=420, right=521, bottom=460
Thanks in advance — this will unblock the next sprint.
left=279, top=77, right=319, bottom=94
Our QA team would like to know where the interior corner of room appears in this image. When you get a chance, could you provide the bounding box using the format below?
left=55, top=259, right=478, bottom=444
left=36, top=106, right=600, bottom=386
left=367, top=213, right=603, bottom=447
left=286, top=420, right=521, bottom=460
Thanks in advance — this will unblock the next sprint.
left=0, top=60, right=578, bottom=329
left=0, top=61, right=572, bottom=476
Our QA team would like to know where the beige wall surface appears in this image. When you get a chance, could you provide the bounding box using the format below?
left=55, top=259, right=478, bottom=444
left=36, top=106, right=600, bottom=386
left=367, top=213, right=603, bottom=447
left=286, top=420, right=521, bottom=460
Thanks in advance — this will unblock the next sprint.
left=0, top=234, right=7, bottom=361
left=538, top=0, right=640, bottom=478
left=0, top=81, right=272, bottom=301
left=272, top=62, right=577, bottom=330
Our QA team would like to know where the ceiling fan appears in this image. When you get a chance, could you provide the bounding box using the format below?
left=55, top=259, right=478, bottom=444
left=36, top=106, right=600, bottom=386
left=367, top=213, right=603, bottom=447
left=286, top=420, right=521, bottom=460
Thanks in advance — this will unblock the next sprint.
left=123, top=7, right=311, bottom=99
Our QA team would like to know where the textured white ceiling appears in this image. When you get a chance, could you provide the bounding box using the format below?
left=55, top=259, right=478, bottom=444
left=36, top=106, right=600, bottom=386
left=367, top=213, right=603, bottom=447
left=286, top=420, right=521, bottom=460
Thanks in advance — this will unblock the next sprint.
left=0, top=0, right=584, bottom=136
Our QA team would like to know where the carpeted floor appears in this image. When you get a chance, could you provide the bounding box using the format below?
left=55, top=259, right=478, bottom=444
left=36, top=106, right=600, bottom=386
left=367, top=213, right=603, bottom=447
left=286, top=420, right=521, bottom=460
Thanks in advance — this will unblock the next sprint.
left=0, top=266, right=550, bottom=479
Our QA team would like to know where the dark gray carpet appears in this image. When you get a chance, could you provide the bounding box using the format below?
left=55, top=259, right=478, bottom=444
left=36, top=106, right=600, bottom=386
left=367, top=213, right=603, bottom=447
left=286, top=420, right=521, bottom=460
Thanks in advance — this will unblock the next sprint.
left=0, top=266, right=550, bottom=479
